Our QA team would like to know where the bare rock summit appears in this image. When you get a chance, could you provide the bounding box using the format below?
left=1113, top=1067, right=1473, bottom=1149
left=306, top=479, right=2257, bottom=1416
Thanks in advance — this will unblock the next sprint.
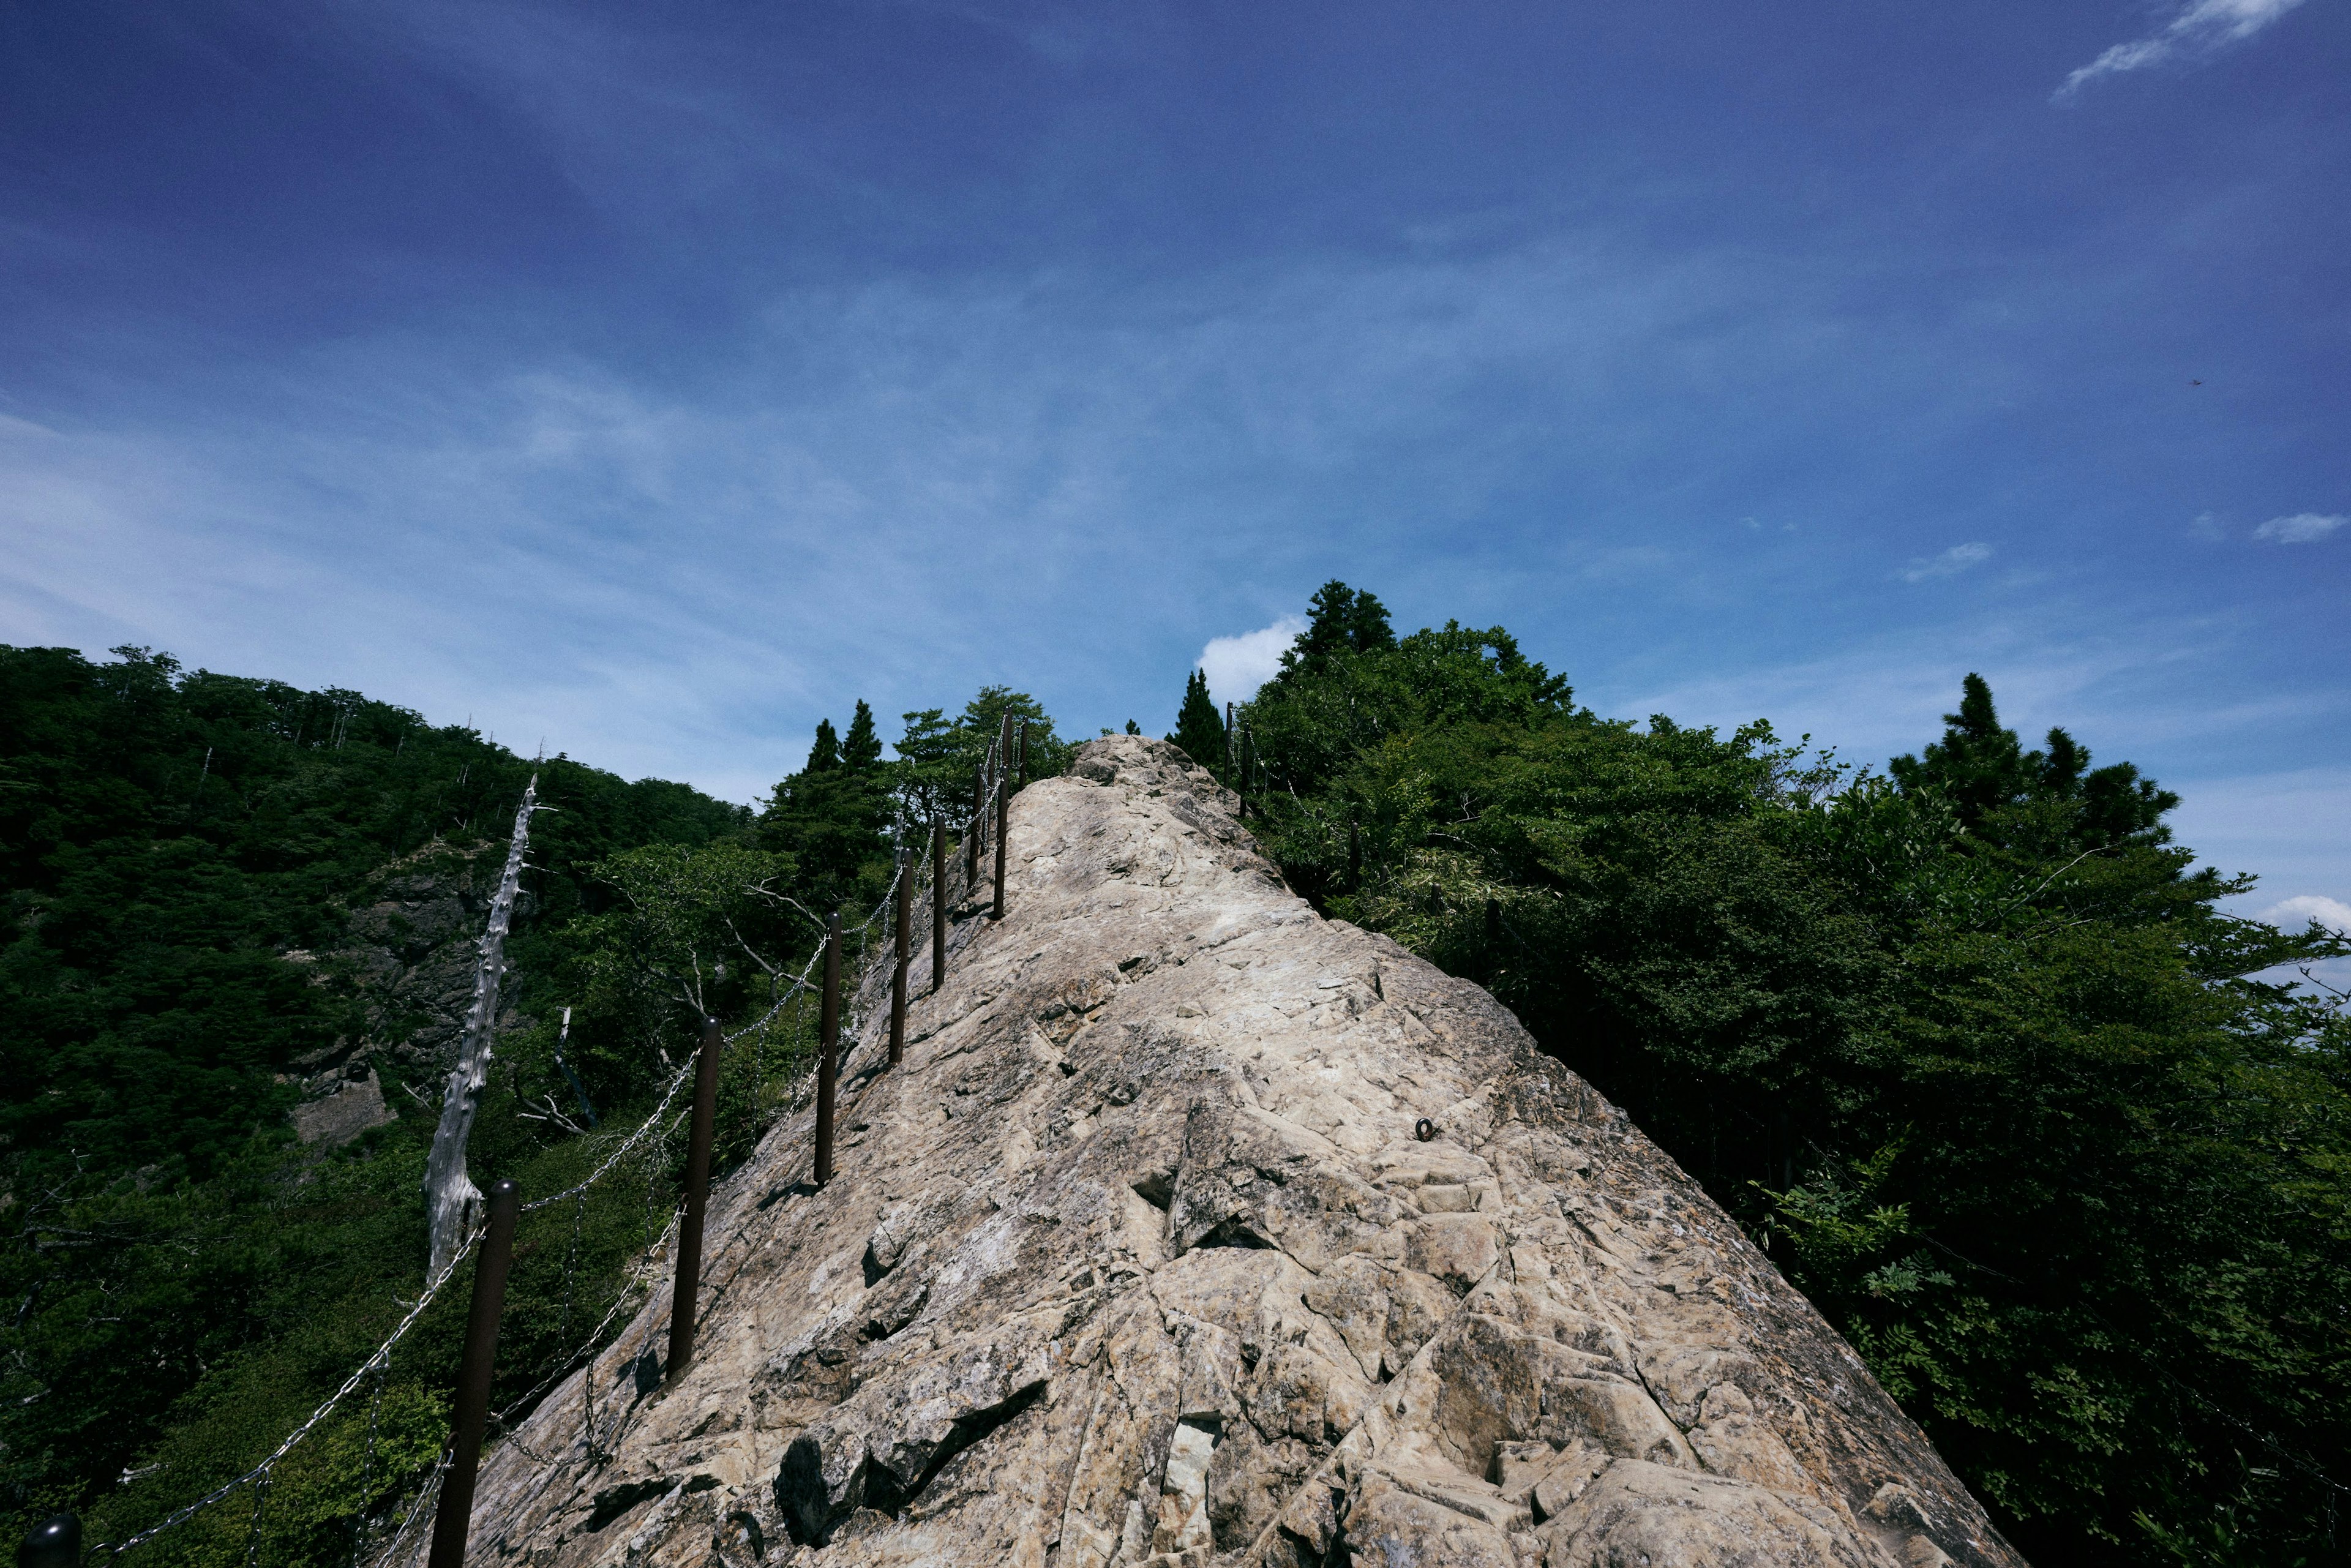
left=457, top=735, right=2023, bottom=1568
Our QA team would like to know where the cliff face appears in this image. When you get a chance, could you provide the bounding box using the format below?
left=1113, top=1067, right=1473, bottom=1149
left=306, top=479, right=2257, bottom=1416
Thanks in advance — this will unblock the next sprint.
left=281, top=840, right=532, bottom=1146
left=456, top=737, right=2022, bottom=1568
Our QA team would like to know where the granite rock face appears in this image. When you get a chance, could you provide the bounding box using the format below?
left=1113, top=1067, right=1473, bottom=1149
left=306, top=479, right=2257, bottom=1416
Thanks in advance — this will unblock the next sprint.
left=454, top=737, right=2023, bottom=1568
left=276, top=841, right=534, bottom=1146
left=331, top=839, right=532, bottom=1078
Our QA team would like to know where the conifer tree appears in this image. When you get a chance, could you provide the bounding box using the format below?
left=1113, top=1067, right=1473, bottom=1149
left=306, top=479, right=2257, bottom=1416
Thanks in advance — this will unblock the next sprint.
left=1891, top=672, right=2178, bottom=850
left=842, top=699, right=882, bottom=769
left=805, top=718, right=841, bottom=772
left=1169, top=669, right=1228, bottom=776
left=1273, top=580, right=1397, bottom=687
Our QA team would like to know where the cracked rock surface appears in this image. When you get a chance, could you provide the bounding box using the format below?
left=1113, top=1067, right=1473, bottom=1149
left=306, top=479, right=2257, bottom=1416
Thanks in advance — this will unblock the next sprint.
left=458, top=737, right=2023, bottom=1568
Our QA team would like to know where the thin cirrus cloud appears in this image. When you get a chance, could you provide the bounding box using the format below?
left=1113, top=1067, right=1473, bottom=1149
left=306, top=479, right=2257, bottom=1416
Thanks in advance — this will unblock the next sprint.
left=2253, top=512, right=2346, bottom=544
left=1897, top=542, right=1992, bottom=582
left=2056, top=0, right=2308, bottom=100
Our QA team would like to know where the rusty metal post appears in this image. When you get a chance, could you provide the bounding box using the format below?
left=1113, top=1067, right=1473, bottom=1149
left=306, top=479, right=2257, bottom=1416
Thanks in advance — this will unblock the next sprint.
left=991, top=748, right=1010, bottom=921
left=930, top=820, right=947, bottom=993
left=665, top=1016, right=722, bottom=1384
left=1016, top=718, right=1028, bottom=786
left=890, top=850, right=910, bottom=1065
left=814, top=912, right=841, bottom=1186
left=1225, top=702, right=1235, bottom=779
left=426, top=1178, right=520, bottom=1568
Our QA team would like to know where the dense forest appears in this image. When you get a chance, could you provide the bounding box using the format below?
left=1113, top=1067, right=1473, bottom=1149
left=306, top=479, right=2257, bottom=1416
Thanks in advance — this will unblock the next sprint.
left=0, top=645, right=1061, bottom=1567
left=3, top=618, right=2344, bottom=1568
left=1226, top=583, right=2350, bottom=1567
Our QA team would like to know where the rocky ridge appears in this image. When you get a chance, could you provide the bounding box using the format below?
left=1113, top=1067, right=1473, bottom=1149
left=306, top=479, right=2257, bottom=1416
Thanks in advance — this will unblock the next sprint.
left=451, top=736, right=2023, bottom=1568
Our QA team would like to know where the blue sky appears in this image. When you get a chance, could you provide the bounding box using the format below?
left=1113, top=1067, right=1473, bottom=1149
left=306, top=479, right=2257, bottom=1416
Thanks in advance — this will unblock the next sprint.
left=2, top=0, right=2346, bottom=932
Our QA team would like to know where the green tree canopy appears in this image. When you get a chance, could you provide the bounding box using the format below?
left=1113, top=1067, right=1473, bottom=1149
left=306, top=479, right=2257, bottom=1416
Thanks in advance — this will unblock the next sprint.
left=0, top=643, right=752, bottom=1546
left=1889, top=671, right=2180, bottom=855
left=1273, top=579, right=1397, bottom=686
left=841, top=699, right=883, bottom=770
left=891, top=685, right=1068, bottom=830
left=1234, top=601, right=2351, bottom=1565
left=803, top=717, right=841, bottom=773
left=1168, top=668, right=1228, bottom=776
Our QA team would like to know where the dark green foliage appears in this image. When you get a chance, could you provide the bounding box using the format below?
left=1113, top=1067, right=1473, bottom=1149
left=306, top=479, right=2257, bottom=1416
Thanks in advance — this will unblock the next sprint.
left=0, top=645, right=745, bottom=1192
left=1890, top=672, right=2180, bottom=852
left=1239, top=603, right=2351, bottom=1566
left=1273, top=579, right=1395, bottom=686
left=760, top=705, right=891, bottom=926
left=1168, top=669, right=1228, bottom=777
left=0, top=648, right=1071, bottom=1566
left=890, top=686, right=1070, bottom=833
left=0, top=644, right=762, bottom=1558
left=56, top=986, right=823, bottom=1568
left=841, top=700, right=882, bottom=770
left=804, top=718, right=841, bottom=773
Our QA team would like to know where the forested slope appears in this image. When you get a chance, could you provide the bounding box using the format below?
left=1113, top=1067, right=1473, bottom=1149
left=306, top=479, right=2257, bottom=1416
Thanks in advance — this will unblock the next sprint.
left=0, top=646, right=1066, bottom=1564
left=1227, top=585, right=2351, bottom=1566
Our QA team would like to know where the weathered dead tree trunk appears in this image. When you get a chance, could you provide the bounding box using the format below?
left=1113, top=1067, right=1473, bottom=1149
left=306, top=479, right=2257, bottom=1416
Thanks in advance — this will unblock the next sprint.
left=424, top=776, right=539, bottom=1280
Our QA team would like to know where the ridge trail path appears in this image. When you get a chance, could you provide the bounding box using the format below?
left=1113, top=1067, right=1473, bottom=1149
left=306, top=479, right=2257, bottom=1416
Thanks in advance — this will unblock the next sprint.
left=459, top=736, right=2023, bottom=1568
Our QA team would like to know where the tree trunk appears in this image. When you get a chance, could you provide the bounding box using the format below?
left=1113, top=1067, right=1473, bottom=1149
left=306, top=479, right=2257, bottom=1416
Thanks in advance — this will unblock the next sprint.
left=424, top=776, right=538, bottom=1280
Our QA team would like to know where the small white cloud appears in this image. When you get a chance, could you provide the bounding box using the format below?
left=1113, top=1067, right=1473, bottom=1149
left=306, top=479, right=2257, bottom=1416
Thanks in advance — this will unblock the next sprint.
left=1898, top=542, right=1993, bottom=583
left=2262, top=894, right=2351, bottom=935
left=1198, top=615, right=1307, bottom=710
left=2253, top=512, right=2345, bottom=544
left=2057, top=0, right=2307, bottom=100
left=2188, top=511, right=2226, bottom=541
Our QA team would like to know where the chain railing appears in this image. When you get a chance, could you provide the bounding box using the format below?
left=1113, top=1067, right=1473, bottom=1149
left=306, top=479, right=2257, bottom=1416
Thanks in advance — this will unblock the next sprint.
left=51, top=719, right=1040, bottom=1568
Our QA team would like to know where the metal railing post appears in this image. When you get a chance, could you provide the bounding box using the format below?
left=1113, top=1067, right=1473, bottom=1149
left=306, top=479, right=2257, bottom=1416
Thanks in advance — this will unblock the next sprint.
left=426, top=1179, right=520, bottom=1568
left=930, top=820, right=948, bottom=992
left=991, top=749, right=1010, bottom=921
left=815, top=912, right=841, bottom=1186
left=967, top=762, right=984, bottom=884
left=890, top=851, right=910, bottom=1065
left=665, top=1017, right=722, bottom=1384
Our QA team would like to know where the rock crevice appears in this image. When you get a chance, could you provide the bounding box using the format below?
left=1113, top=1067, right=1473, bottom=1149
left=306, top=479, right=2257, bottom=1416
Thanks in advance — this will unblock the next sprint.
left=460, top=737, right=2022, bottom=1568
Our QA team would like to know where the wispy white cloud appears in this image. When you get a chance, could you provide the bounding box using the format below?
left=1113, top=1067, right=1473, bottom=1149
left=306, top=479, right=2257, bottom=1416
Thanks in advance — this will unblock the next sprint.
left=2056, top=0, right=2308, bottom=100
left=2262, top=893, right=2351, bottom=935
left=1198, top=617, right=1305, bottom=710
left=1, top=221, right=2015, bottom=797
left=2253, top=511, right=2345, bottom=544
left=1898, top=542, right=1992, bottom=582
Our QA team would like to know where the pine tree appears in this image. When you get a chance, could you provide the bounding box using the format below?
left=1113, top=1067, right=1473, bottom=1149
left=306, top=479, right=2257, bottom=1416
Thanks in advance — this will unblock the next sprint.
left=1274, top=580, right=1398, bottom=686
left=1888, top=673, right=2024, bottom=827
left=805, top=718, right=841, bottom=772
left=1169, top=669, right=1228, bottom=777
left=1890, top=673, right=2179, bottom=850
left=842, top=699, right=883, bottom=769
left=1343, top=586, right=1395, bottom=654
